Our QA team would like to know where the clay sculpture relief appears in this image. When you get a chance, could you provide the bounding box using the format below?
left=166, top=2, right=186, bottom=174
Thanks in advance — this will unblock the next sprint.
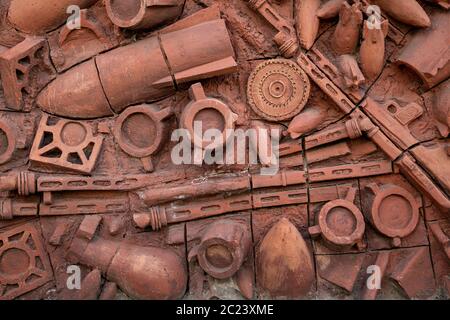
left=0, top=0, right=449, bottom=301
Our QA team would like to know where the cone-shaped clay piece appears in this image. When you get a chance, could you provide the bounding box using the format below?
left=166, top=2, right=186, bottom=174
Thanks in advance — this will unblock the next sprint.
left=257, top=218, right=315, bottom=298
left=332, top=1, right=363, bottom=55
left=370, top=0, right=431, bottom=28
left=360, top=20, right=389, bottom=80
left=295, top=0, right=321, bottom=50
left=317, top=0, right=346, bottom=19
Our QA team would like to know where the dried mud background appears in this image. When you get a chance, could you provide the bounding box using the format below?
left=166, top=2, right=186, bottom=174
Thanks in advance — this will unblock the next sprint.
left=0, top=0, right=448, bottom=300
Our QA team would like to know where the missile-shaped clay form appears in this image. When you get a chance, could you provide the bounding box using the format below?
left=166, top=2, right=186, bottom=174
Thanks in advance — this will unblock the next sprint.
left=37, top=19, right=237, bottom=119
left=295, top=0, right=321, bottom=50
left=317, top=0, right=346, bottom=19
left=370, top=0, right=431, bottom=28
left=360, top=19, right=389, bottom=80
left=332, top=1, right=363, bottom=54
left=7, top=0, right=98, bottom=34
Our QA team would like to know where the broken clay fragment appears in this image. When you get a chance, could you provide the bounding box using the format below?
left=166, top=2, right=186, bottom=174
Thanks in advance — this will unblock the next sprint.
left=337, top=54, right=365, bottom=90
left=396, top=10, right=450, bottom=89
left=257, top=218, right=315, bottom=298
left=105, top=0, right=184, bottom=30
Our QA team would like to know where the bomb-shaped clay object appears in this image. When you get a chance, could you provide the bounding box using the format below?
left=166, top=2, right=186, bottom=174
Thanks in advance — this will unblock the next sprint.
left=332, top=1, right=363, bottom=55
left=360, top=19, right=389, bottom=81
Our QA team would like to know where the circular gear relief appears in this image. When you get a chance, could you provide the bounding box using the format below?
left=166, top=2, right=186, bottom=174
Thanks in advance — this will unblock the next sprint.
left=247, top=59, right=311, bottom=121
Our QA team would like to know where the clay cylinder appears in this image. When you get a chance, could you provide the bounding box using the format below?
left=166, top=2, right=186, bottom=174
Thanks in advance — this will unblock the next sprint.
left=7, top=0, right=98, bottom=34
left=0, top=174, right=17, bottom=192
left=360, top=20, right=389, bottom=81
left=332, top=1, right=363, bottom=55
left=71, top=238, right=187, bottom=300
left=105, top=0, right=184, bottom=30
left=143, top=176, right=251, bottom=206
left=295, top=0, right=321, bottom=50
left=196, top=220, right=251, bottom=279
left=36, top=19, right=236, bottom=118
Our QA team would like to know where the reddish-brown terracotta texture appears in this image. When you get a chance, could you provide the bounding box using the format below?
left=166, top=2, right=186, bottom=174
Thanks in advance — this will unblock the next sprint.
left=0, top=0, right=448, bottom=301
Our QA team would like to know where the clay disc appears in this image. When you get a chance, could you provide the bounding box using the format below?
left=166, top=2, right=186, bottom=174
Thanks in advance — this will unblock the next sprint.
left=247, top=59, right=311, bottom=121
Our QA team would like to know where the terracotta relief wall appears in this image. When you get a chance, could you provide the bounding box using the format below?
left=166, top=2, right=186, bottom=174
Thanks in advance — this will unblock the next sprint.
left=0, top=0, right=448, bottom=300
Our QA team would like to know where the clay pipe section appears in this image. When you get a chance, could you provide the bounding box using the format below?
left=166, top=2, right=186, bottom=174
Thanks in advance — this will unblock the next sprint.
left=189, top=220, right=252, bottom=279
left=309, top=187, right=366, bottom=251
left=105, top=0, right=184, bottom=30
left=428, top=222, right=450, bottom=260
left=37, top=19, right=237, bottom=118
left=0, top=171, right=36, bottom=196
left=141, top=175, right=251, bottom=206
left=7, top=0, right=99, bottom=34
left=68, top=236, right=187, bottom=300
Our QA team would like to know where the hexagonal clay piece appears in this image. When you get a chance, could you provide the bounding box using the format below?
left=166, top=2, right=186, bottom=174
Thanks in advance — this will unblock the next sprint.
left=0, top=222, right=53, bottom=300
left=364, top=183, right=420, bottom=245
left=30, top=115, right=103, bottom=174
left=247, top=59, right=311, bottom=121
